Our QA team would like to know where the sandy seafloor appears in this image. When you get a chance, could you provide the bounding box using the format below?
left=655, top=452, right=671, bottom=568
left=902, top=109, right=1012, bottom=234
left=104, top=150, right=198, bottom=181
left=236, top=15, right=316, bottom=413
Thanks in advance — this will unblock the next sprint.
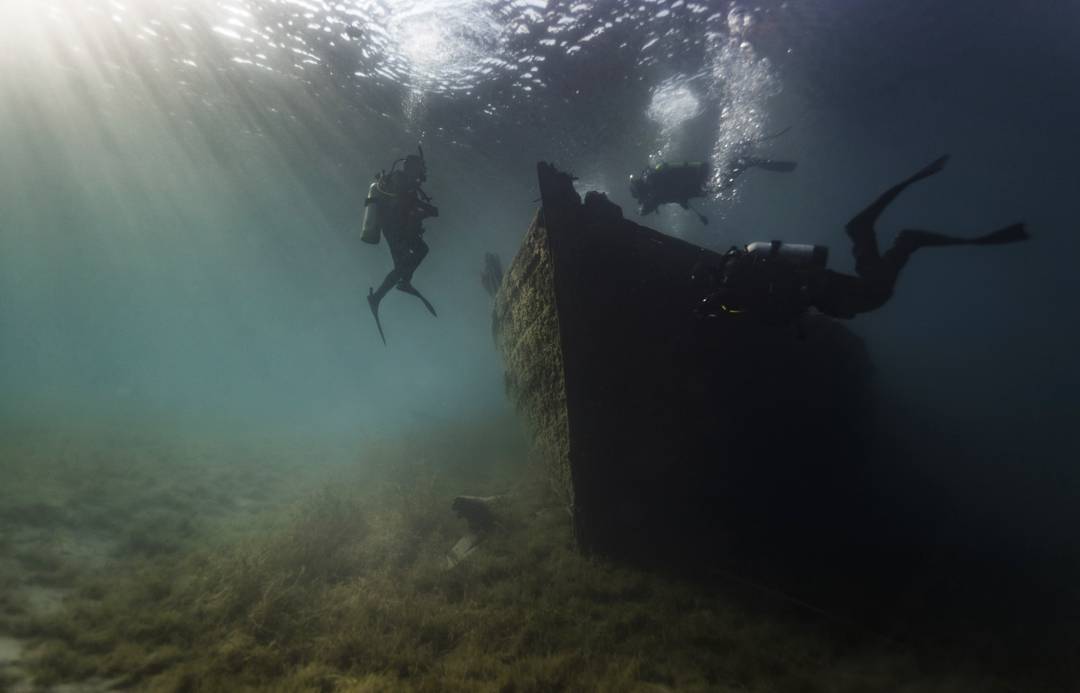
left=0, top=414, right=1075, bottom=693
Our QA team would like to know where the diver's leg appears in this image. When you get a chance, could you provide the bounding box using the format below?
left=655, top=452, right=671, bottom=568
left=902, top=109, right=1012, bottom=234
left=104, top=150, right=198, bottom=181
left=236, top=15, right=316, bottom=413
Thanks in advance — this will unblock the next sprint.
left=397, top=282, right=438, bottom=317
left=367, top=231, right=409, bottom=342
left=812, top=270, right=892, bottom=319
left=371, top=267, right=401, bottom=304
left=845, top=155, right=949, bottom=277
left=685, top=202, right=709, bottom=225
left=849, top=155, right=949, bottom=233
left=395, top=237, right=429, bottom=286
left=371, top=229, right=409, bottom=304
left=815, top=223, right=1030, bottom=319
left=367, top=268, right=400, bottom=344
left=882, top=223, right=1030, bottom=273
left=395, top=238, right=436, bottom=316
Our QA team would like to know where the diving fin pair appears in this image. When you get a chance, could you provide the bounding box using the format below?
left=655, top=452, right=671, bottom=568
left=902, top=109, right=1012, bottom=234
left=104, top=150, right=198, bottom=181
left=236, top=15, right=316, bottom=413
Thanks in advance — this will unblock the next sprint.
left=367, top=282, right=438, bottom=346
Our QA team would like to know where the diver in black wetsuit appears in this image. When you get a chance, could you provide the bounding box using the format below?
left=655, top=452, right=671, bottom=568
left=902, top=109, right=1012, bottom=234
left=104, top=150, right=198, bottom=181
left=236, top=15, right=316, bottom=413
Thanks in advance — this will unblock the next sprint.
left=362, top=149, right=440, bottom=344
left=630, top=160, right=711, bottom=219
left=629, top=129, right=797, bottom=224
left=695, top=155, right=1030, bottom=323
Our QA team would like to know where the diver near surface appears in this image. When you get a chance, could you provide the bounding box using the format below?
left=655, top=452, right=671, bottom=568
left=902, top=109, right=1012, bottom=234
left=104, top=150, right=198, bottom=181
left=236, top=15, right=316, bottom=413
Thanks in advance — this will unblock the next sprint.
left=694, top=155, right=1030, bottom=324
left=361, top=146, right=440, bottom=344
left=630, top=128, right=797, bottom=224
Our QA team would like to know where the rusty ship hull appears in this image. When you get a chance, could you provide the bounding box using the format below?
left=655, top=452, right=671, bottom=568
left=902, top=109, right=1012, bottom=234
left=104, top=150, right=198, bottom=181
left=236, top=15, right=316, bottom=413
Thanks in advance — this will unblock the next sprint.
left=493, top=163, right=874, bottom=564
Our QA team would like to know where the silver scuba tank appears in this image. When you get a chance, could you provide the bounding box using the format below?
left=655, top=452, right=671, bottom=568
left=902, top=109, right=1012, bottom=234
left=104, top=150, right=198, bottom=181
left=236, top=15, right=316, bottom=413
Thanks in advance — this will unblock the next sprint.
left=360, top=179, right=381, bottom=244
left=746, top=241, right=828, bottom=269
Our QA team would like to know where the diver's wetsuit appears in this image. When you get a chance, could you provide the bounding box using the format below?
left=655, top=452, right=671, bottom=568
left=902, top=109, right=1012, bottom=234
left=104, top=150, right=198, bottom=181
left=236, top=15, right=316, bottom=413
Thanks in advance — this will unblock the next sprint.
left=633, top=154, right=797, bottom=223
left=370, top=170, right=430, bottom=303
left=635, top=161, right=712, bottom=216
left=701, top=155, right=1029, bottom=321
left=367, top=159, right=439, bottom=342
left=816, top=155, right=1027, bottom=318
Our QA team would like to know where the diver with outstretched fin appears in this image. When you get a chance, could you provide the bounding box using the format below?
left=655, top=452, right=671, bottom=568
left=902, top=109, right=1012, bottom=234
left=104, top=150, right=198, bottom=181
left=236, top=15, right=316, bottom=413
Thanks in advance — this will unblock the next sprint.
left=694, top=155, right=1030, bottom=324
left=630, top=128, right=797, bottom=224
left=361, top=146, right=440, bottom=344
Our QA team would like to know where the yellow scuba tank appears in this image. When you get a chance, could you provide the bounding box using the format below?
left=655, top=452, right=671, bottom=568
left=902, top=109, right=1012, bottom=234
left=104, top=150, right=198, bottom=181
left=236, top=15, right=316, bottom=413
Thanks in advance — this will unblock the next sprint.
left=360, top=177, right=382, bottom=244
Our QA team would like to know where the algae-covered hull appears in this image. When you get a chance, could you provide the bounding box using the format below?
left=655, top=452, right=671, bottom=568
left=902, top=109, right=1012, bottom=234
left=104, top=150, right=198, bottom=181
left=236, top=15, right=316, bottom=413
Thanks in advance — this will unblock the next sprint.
left=494, top=163, right=874, bottom=564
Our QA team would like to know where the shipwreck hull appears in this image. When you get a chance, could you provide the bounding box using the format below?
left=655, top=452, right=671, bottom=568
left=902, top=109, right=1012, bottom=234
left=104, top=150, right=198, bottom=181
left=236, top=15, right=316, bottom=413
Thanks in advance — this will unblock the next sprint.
left=494, top=163, right=874, bottom=565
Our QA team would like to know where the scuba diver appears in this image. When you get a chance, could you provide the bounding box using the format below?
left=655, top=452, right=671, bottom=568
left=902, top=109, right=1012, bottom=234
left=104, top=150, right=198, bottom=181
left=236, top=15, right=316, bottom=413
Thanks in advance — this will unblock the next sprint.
left=630, top=128, right=797, bottom=224
left=361, top=146, right=440, bottom=344
left=693, top=155, right=1030, bottom=324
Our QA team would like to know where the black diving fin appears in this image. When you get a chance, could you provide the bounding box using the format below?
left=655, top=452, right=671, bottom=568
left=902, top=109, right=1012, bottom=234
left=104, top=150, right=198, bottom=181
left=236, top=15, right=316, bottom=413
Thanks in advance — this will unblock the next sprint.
left=368, top=288, right=387, bottom=345
left=972, top=222, right=1029, bottom=245
left=396, top=281, right=438, bottom=317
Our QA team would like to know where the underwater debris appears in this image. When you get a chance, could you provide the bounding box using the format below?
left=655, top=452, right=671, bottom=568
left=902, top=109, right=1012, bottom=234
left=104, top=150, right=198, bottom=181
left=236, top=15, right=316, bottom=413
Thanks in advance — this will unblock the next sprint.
left=451, top=495, right=505, bottom=534
left=445, top=532, right=483, bottom=569
left=445, top=495, right=512, bottom=568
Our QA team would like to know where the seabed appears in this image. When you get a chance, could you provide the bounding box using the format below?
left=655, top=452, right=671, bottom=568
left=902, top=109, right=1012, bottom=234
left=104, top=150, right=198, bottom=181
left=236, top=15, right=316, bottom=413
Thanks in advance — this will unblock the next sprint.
left=0, top=416, right=1073, bottom=692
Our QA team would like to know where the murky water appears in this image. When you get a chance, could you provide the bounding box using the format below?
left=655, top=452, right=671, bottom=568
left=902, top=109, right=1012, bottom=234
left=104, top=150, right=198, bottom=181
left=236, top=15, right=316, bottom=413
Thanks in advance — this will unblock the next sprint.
left=1, top=1, right=1078, bottom=690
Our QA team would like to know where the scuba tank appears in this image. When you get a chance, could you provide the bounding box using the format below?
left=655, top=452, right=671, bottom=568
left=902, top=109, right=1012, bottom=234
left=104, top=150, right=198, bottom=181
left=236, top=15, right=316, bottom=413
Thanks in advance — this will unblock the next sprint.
left=746, top=241, right=828, bottom=269
left=361, top=146, right=431, bottom=245
left=697, top=242, right=826, bottom=323
left=360, top=176, right=383, bottom=244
